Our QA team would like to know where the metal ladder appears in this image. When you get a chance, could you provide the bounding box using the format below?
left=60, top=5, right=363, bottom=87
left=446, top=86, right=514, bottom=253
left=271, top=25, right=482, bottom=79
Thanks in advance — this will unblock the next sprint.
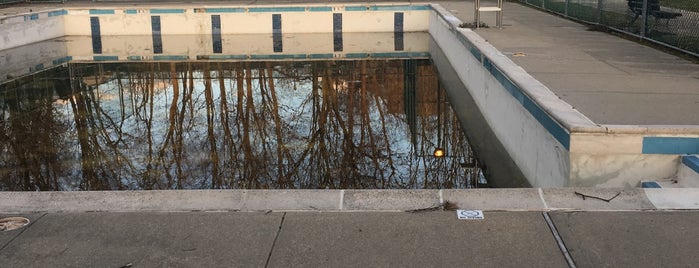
left=474, top=0, right=503, bottom=29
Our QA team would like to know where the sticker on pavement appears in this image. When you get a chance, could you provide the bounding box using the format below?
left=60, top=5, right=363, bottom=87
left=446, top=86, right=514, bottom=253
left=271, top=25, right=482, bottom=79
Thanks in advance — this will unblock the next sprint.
left=457, top=210, right=484, bottom=220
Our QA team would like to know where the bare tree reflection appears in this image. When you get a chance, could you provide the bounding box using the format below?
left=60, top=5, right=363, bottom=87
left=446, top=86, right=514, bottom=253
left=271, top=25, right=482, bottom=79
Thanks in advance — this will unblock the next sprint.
left=0, top=75, right=67, bottom=190
left=0, top=60, right=483, bottom=190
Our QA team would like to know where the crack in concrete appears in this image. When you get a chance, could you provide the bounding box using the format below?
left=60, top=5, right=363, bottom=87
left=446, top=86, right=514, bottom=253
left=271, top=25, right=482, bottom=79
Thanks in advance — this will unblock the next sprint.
left=542, top=212, right=577, bottom=268
left=264, top=212, right=286, bottom=268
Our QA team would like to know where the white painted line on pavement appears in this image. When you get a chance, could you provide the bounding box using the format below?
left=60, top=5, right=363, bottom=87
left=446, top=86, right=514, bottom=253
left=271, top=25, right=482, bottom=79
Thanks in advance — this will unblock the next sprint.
left=339, top=190, right=344, bottom=211
left=538, top=188, right=550, bottom=210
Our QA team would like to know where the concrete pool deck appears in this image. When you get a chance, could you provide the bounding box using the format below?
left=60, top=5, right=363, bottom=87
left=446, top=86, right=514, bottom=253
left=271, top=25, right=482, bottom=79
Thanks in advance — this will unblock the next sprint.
left=438, top=0, right=699, bottom=126
left=1, top=189, right=698, bottom=267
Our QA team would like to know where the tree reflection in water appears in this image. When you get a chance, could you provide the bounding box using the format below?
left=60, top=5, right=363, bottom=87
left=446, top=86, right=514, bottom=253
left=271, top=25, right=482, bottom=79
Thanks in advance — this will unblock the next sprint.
left=0, top=60, right=484, bottom=190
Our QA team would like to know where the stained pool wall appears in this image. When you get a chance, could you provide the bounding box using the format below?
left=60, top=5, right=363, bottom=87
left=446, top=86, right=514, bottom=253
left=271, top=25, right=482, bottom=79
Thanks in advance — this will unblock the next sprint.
left=428, top=4, right=698, bottom=187
left=428, top=6, right=574, bottom=187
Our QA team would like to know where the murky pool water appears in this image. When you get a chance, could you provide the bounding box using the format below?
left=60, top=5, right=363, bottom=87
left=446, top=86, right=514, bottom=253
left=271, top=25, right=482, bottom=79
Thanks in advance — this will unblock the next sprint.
left=0, top=59, right=485, bottom=190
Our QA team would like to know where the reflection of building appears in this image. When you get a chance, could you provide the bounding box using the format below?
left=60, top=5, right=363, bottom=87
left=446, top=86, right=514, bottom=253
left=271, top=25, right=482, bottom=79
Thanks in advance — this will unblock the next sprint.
left=75, top=63, right=172, bottom=94
left=359, top=59, right=441, bottom=117
left=81, top=72, right=114, bottom=87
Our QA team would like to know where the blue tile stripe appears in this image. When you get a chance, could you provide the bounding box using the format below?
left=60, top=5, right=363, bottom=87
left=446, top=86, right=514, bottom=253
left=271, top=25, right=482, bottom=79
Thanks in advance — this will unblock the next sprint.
left=346, top=5, right=430, bottom=11
left=345, top=52, right=430, bottom=58
left=642, top=137, right=699, bottom=154
left=89, top=9, right=115, bottom=15
left=150, top=9, right=186, bottom=14
left=309, top=53, right=335, bottom=59
left=26, top=13, right=39, bottom=21
left=153, top=55, right=189, bottom=60
left=205, top=8, right=245, bottom=13
left=641, top=181, right=662, bottom=188
left=125, top=9, right=138, bottom=15
left=197, top=55, right=249, bottom=60
left=52, top=56, right=72, bottom=65
left=251, top=54, right=307, bottom=59
left=455, top=32, right=482, bottom=62
left=192, top=53, right=427, bottom=60
left=483, top=58, right=570, bottom=149
left=45, top=53, right=428, bottom=64
left=93, top=55, right=118, bottom=61
left=372, top=5, right=431, bottom=11
left=48, top=10, right=68, bottom=17
left=345, top=6, right=369, bottom=11
left=682, top=155, right=699, bottom=174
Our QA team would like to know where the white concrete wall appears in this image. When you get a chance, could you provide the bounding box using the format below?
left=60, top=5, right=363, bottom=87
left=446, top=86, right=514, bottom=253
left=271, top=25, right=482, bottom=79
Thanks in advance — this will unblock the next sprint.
left=61, top=32, right=429, bottom=60
left=428, top=7, right=571, bottom=187
left=61, top=6, right=430, bottom=36
left=568, top=133, right=680, bottom=187
left=0, top=10, right=65, bottom=50
left=3, top=5, right=429, bottom=49
left=65, top=11, right=152, bottom=36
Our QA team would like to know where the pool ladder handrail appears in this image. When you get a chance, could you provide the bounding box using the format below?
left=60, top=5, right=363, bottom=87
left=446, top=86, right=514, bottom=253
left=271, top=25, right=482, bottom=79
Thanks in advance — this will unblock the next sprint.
left=474, top=0, right=503, bottom=29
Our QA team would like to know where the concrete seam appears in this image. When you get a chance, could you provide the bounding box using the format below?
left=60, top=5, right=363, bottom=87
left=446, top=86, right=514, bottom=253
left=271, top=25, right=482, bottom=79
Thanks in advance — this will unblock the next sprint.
left=264, top=212, right=286, bottom=268
left=539, top=188, right=550, bottom=210
left=542, top=212, right=576, bottom=268
left=339, top=190, right=344, bottom=211
left=0, top=213, right=47, bottom=252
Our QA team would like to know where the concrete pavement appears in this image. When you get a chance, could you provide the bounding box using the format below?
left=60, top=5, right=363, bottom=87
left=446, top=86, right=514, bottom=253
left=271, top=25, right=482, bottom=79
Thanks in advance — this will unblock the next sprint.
left=0, top=189, right=698, bottom=267
left=2, top=209, right=698, bottom=267
left=550, top=211, right=699, bottom=268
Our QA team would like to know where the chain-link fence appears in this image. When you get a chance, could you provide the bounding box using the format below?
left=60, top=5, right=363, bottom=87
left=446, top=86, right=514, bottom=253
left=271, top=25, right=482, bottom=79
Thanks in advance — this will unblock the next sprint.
left=520, top=0, right=698, bottom=57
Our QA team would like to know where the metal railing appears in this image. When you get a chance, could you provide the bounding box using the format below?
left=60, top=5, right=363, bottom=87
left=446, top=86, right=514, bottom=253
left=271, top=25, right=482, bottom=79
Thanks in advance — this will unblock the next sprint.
left=519, top=0, right=698, bottom=57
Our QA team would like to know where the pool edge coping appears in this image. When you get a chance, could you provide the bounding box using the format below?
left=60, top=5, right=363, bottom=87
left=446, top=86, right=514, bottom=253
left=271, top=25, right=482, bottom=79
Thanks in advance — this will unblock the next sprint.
left=0, top=188, right=697, bottom=213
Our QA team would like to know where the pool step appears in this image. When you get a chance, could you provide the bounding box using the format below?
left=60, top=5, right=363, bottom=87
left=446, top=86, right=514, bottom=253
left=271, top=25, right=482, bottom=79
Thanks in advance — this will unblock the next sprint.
left=644, top=155, right=699, bottom=188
